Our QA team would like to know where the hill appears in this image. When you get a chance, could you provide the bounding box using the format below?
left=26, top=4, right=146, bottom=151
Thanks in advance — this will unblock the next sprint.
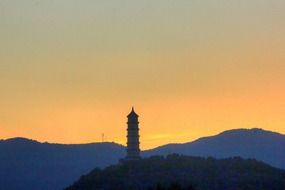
left=0, top=138, right=125, bottom=190
left=145, top=128, right=285, bottom=169
left=1, top=128, right=285, bottom=190
left=65, top=154, right=285, bottom=190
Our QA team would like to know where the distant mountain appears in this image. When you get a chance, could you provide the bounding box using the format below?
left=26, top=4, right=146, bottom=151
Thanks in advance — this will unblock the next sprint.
left=145, top=128, right=285, bottom=169
left=0, top=138, right=125, bottom=190
left=1, top=128, right=285, bottom=190
left=65, top=154, right=285, bottom=190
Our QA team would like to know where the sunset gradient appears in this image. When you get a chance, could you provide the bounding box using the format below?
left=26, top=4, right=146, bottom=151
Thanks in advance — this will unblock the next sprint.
left=0, top=0, right=284, bottom=149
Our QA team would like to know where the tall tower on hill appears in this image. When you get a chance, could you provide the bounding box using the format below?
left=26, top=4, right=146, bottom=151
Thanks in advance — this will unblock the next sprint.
left=126, top=107, right=141, bottom=160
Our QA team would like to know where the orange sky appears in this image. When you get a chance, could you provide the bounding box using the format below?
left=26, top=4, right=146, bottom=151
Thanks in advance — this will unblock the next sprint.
left=0, top=0, right=284, bottom=149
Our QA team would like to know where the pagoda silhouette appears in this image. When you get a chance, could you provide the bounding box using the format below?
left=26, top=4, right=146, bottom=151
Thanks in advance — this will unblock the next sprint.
left=125, top=107, right=141, bottom=160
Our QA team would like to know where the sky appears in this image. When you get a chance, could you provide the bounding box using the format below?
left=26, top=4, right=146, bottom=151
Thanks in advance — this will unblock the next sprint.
left=0, top=0, right=284, bottom=149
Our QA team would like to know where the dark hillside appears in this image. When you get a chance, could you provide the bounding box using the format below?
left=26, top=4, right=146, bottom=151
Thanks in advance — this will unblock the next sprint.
left=66, top=154, right=285, bottom=190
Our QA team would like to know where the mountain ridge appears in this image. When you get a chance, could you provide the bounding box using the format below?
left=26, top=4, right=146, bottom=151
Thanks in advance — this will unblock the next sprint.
left=3, top=128, right=283, bottom=148
left=144, top=128, right=285, bottom=169
left=1, top=137, right=124, bottom=147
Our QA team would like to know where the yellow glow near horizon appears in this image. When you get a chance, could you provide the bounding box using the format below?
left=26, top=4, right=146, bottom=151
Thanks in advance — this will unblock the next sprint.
left=0, top=0, right=284, bottom=149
